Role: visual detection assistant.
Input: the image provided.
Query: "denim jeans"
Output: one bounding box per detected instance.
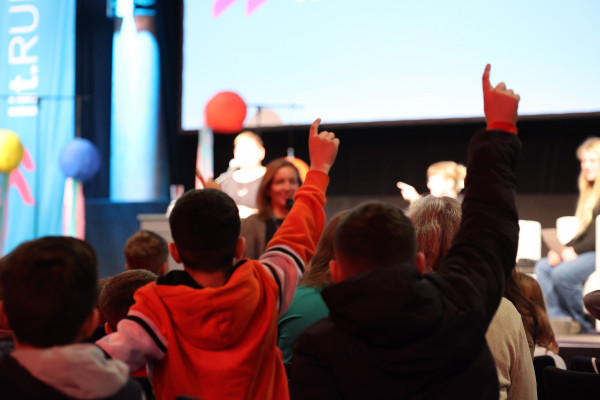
[534,251,596,331]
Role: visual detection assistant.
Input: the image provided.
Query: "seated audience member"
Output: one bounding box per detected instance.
[408,195,536,399]
[0,237,144,399]
[277,211,347,363]
[289,65,521,399]
[397,161,466,204]
[99,269,158,399]
[517,272,566,369]
[99,269,157,337]
[406,195,462,274]
[241,158,302,259]
[97,119,339,400]
[124,230,169,276]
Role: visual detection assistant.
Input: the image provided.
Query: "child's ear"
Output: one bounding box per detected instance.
[160,261,168,276]
[169,242,182,263]
[104,322,113,335]
[234,237,246,260]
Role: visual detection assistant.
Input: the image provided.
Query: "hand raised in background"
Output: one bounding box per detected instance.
[309,118,339,175]
[482,64,520,130]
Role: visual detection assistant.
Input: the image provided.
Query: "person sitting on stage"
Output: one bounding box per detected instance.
[241,158,302,259]
[0,237,144,399]
[397,161,466,204]
[534,136,600,332]
[124,230,169,276]
[289,64,521,399]
[210,131,267,218]
[97,119,339,400]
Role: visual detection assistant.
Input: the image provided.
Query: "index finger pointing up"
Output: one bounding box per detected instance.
[482,64,492,93]
[310,118,322,137]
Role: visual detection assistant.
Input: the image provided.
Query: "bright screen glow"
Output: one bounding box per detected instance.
[182,0,600,130]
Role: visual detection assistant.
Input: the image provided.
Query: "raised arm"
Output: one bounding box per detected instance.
[429,64,521,327]
[259,119,339,314]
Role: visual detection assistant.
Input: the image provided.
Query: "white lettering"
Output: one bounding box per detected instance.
[8,5,39,34]
[8,35,38,65]
[8,65,38,93]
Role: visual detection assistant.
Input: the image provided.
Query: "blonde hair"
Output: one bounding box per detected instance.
[407,195,462,273]
[575,137,600,234]
[234,131,263,149]
[427,161,466,193]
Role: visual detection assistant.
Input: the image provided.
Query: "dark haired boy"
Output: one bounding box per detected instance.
[290,65,522,399]
[98,120,339,400]
[0,237,144,399]
[124,230,169,276]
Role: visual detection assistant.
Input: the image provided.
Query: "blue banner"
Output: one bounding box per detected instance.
[0,0,75,254]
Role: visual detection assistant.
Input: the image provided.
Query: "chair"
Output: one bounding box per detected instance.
[543,366,600,399]
[516,220,542,274]
[533,355,555,400]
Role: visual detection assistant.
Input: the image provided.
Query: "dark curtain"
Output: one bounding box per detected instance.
[75,0,113,198]
[156,0,197,188]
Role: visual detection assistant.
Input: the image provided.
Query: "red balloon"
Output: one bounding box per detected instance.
[205,91,247,134]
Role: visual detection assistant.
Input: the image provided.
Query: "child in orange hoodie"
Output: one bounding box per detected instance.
[97,119,339,400]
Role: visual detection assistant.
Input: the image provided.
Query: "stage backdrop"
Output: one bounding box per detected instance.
[0,0,75,254]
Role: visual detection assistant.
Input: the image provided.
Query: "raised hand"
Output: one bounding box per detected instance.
[482,64,520,129]
[309,118,339,175]
[396,182,420,203]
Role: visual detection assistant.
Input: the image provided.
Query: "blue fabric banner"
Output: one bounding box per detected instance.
[0,0,75,254]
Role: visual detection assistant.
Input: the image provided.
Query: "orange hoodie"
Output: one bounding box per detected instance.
[97,170,328,400]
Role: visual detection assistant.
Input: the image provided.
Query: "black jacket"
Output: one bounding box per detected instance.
[289,129,521,399]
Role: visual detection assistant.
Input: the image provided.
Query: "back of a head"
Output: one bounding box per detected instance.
[334,202,417,274]
[0,237,98,348]
[124,230,168,275]
[99,269,157,332]
[407,195,462,272]
[169,188,240,272]
[517,272,559,353]
[301,211,348,288]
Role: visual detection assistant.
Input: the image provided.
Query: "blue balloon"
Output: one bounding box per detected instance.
[59,138,101,181]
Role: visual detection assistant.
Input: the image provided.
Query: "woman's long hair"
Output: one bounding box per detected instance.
[300,211,348,288]
[516,272,560,354]
[575,137,600,234]
[256,158,301,221]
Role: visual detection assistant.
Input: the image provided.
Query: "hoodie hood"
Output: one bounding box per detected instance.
[322,263,444,347]
[12,343,130,399]
[135,262,277,350]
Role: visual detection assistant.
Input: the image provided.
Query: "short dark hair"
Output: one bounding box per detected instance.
[99,269,157,331]
[334,202,417,273]
[0,237,98,347]
[169,188,240,272]
[124,230,168,275]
